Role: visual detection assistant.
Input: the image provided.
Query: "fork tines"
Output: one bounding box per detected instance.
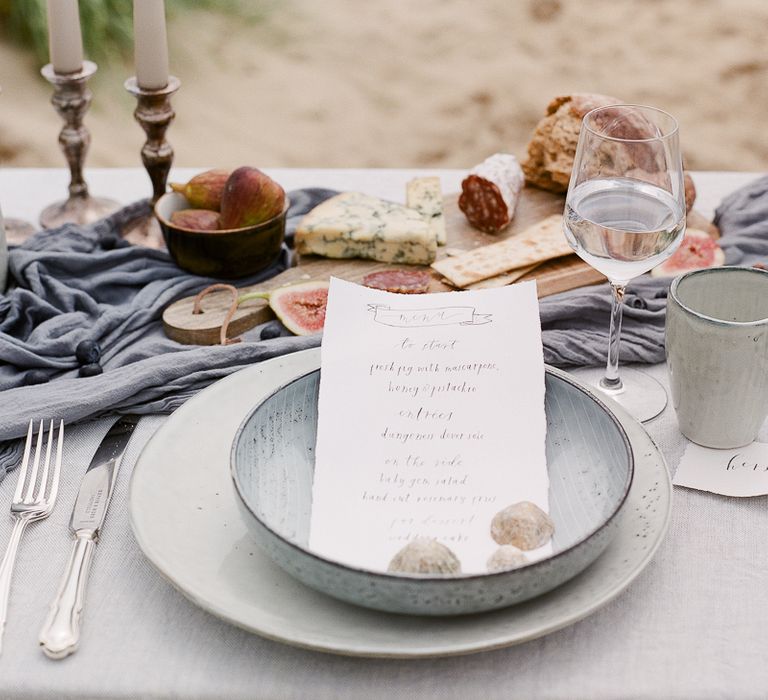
[12,420,64,511]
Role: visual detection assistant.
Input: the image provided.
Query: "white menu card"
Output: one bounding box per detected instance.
[309,278,550,573]
[674,441,768,497]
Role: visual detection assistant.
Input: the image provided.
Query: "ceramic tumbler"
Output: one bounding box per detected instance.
[666,266,768,448]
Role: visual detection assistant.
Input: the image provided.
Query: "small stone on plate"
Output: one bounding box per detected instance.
[388,537,461,575]
[487,545,528,572]
[490,501,554,550]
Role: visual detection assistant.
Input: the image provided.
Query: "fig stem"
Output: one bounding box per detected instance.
[236,291,271,305]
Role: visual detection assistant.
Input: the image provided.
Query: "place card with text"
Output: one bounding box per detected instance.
[309,278,550,573]
[674,441,768,497]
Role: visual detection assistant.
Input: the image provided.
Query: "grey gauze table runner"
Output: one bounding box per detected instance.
[0,189,333,477]
[1,177,767,480]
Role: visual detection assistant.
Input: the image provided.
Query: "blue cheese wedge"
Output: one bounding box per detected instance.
[295,192,437,265]
[406,176,447,246]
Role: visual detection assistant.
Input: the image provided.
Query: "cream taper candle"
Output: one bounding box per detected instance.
[46,0,84,74]
[133,0,170,90]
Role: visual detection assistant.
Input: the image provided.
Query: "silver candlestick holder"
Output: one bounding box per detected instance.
[39,61,119,229]
[3,218,36,247]
[121,76,180,248]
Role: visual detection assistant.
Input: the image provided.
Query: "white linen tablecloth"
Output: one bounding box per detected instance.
[0,169,766,700]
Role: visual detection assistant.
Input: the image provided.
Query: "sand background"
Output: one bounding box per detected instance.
[0,0,767,172]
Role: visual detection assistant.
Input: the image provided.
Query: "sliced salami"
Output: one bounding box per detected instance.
[458,153,525,234]
[362,269,431,294]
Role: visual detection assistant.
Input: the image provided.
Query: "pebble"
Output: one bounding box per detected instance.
[490,501,554,550]
[388,537,461,575]
[487,545,528,572]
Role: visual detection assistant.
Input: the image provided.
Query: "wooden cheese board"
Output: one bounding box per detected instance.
[163,187,717,345]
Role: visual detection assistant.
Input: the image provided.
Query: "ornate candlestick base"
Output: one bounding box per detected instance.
[39,62,120,229]
[121,76,180,248]
[4,218,37,246]
[40,194,119,230]
[121,212,166,248]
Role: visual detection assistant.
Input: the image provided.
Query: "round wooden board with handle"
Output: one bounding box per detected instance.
[163,187,716,345]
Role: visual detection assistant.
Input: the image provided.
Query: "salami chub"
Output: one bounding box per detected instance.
[458,153,525,234]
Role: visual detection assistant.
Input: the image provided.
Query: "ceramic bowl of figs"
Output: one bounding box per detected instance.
[155,167,289,278]
[230,358,635,616]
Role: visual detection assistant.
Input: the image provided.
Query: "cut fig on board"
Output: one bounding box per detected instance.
[650,229,725,278]
[239,280,330,336]
[269,280,329,335]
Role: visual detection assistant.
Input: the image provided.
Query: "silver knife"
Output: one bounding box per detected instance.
[39,415,139,659]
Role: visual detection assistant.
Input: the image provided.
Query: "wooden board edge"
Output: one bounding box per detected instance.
[162,296,274,346]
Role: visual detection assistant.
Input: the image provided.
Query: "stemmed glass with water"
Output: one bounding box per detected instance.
[563,105,686,422]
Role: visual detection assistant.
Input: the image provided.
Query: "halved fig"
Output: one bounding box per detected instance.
[267,280,330,335]
[650,229,725,278]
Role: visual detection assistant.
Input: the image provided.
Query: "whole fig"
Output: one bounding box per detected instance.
[170,208,221,231]
[219,167,286,229]
[170,169,229,210]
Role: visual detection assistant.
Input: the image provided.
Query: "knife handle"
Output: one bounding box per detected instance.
[39,533,95,659]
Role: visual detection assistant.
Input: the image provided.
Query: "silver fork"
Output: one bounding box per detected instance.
[0,420,64,655]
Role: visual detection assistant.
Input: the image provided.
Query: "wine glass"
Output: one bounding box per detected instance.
[563,104,686,422]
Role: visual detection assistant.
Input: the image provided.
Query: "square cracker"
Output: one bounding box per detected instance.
[431,214,572,288]
[464,263,539,290]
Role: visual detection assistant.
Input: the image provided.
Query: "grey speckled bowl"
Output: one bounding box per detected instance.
[231,365,633,616]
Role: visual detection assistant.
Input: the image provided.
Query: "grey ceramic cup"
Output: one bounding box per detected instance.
[666,266,768,448]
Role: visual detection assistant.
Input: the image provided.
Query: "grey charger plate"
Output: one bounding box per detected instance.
[230,360,634,615]
[129,347,672,658]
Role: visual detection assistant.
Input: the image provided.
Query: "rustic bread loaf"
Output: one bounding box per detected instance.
[522,93,622,193]
[522,93,696,212]
[683,172,696,214]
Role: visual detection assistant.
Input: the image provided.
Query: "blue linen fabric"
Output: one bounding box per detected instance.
[0,190,333,478]
[1,177,767,481]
